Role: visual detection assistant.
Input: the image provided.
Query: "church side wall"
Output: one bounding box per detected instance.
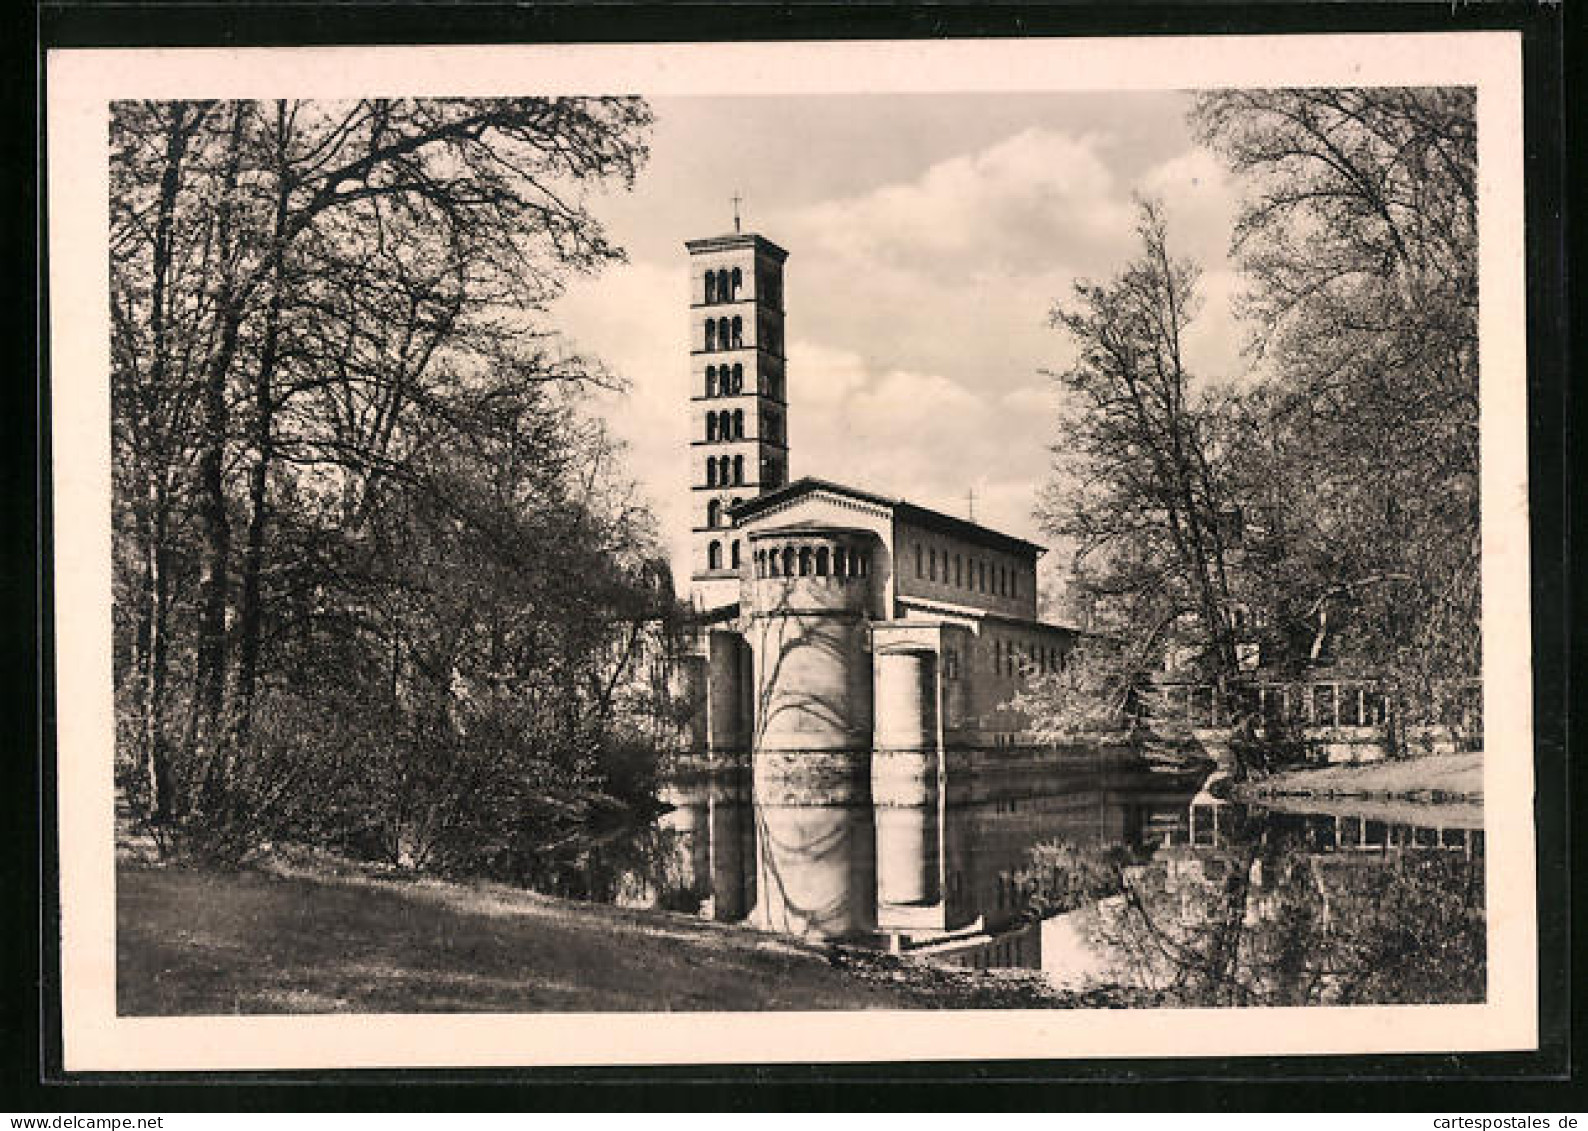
[954,619,1079,743]
[893,517,1039,621]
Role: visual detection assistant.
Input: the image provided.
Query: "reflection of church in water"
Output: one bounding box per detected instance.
[662,225,1202,950]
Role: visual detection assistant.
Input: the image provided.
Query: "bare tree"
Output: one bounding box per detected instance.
[1040,200,1243,730]
[111,97,658,855]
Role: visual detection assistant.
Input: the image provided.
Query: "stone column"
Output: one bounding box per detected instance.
[872,649,940,907]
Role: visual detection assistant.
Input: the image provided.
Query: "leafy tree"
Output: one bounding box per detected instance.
[1031,91,1481,751]
[1192,88,1479,724]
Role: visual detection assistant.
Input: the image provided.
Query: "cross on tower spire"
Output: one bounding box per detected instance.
[731,192,742,234]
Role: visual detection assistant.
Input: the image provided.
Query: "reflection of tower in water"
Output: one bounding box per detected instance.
[658,764,756,919]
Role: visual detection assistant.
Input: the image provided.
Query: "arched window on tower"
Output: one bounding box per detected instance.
[705,272,716,304]
[929,549,938,582]
[798,547,812,576]
[730,540,741,569]
[815,547,829,576]
[782,547,795,576]
[705,320,716,352]
[718,268,730,300]
[732,363,744,394]
[720,455,733,486]
[733,455,744,485]
[706,414,718,442]
[731,266,743,299]
[705,365,717,397]
[706,458,718,487]
[718,317,731,350]
[732,410,744,440]
[766,549,778,577]
[731,316,743,348]
[707,499,722,528]
[708,540,722,571]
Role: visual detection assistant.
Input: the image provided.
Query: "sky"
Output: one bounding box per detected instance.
[549,91,1253,601]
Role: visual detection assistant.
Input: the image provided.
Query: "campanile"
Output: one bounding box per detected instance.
[685,228,790,609]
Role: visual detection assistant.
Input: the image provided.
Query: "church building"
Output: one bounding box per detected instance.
[673,224,1081,941]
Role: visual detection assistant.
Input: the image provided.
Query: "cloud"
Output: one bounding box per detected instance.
[1139,147,1240,265]
[554,259,695,572]
[1181,267,1253,385]
[785,339,869,408]
[786,344,1053,546]
[1000,381,1060,419]
[786,128,1137,279]
[769,126,1248,402]
[549,105,1254,594]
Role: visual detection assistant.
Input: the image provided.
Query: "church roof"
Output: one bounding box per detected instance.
[683,232,790,261]
[746,520,875,539]
[731,477,1047,557]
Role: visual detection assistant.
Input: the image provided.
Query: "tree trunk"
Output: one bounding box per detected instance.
[134,104,203,827]
[138,498,175,823]
[193,103,249,812]
[229,109,294,746]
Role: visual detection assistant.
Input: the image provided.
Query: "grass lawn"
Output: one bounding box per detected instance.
[117,859,1082,1015]
[1246,750,1483,799]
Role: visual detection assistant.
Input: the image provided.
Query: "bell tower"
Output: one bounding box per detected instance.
[685,227,790,609]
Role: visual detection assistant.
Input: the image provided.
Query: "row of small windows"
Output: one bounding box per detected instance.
[704,497,744,528]
[704,317,744,352]
[914,543,1020,600]
[706,538,742,571]
[990,637,1067,679]
[705,364,745,397]
[704,267,743,305]
[706,410,745,442]
[706,454,746,487]
[752,544,872,579]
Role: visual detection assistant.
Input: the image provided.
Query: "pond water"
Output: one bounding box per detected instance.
[536,750,1485,1007]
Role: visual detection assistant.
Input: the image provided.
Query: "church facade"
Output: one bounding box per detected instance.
[672,226,1081,941]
